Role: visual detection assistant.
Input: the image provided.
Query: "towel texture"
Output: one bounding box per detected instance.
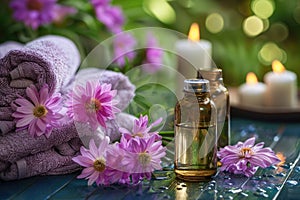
[0,41,23,59]
[0,35,80,107]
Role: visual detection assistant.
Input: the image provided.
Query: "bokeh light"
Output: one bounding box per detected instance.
[258,42,287,65]
[251,0,275,19]
[243,16,264,37]
[293,7,300,24]
[143,0,176,24]
[268,23,289,42]
[205,13,224,34]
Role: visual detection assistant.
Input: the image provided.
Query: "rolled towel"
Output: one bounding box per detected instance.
[74,68,135,111]
[0,148,81,181]
[0,35,81,107]
[0,41,23,59]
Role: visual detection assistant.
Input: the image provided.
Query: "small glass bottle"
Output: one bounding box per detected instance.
[174,79,217,181]
[197,69,230,148]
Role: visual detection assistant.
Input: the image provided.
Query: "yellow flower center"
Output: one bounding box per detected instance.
[85,98,101,113]
[239,147,253,158]
[27,0,44,11]
[93,158,106,172]
[33,105,48,118]
[138,152,151,166]
[132,132,143,138]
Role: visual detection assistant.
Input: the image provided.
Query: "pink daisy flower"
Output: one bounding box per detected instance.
[218,137,281,177]
[105,143,131,184]
[10,0,57,29]
[72,138,111,186]
[113,32,137,67]
[67,81,120,130]
[121,135,166,184]
[119,114,162,141]
[12,84,63,138]
[142,33,164,74]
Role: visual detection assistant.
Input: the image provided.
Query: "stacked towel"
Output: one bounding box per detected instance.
[0,35,81,135]
[0,36,137,181]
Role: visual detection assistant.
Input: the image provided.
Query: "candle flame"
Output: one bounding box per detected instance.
[246,72,258,85]
[188,23,200,42]
[272,60,285,73]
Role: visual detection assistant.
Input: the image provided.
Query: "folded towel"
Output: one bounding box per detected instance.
[0,147,81,181]
[0,35,80,107]
[0,41,23,59]
[75,68,136,111]
[0,112,137,179]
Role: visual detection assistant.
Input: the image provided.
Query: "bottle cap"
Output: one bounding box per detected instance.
[197,68,223,81]
[184,79,210,93]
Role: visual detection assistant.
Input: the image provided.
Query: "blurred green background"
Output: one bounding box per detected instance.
[1,0,300,87]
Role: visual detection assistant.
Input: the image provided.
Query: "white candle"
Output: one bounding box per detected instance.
[264,60,298,107]
[238,72,267,107]
[175,23,212,76]
[175,23,212,97]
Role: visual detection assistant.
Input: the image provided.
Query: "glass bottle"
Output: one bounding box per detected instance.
[174,79,217,181]
[197,69,230,148]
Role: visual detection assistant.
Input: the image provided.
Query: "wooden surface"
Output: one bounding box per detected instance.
[1,117,300,200]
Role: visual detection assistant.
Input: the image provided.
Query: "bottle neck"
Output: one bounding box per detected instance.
[184,91,211,102]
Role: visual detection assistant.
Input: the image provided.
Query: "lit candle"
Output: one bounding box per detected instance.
[175,23,212,78]
[175,23,212,98]
[264,60,298,107]
[238,72,267,107]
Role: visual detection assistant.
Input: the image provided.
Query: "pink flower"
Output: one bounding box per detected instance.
[12,84,63,137]
[10,0,57,29]
[67,81,120,130]
[72,138,111,186]
[142,33,164,74]
[121,135,166,184]
[105,143,131,184]
[90,0,124,33]
[218,137,281,177]
[53,4,77,23]
[119,114,162,141]
[113,32,137,67]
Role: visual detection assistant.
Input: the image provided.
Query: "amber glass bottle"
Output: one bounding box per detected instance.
[198,69,230,148]
[174,79,217,181]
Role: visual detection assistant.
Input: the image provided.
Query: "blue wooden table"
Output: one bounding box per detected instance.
[1,117,300,200]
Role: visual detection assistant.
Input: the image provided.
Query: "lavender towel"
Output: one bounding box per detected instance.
[0,35,80,107]
[0,41,23,59]
[75,68,136,111]
[0,113,137,180]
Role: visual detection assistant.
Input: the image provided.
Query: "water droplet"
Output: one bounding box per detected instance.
[154,176,168,180]
[219,195,224,198]
[253,192,269,198]
[240,192,248,197]
[287,180,298,186]
[280,164,290,169]
[159,186,169,190]
[209,183,215,187]
[256,188,266,193]
[276,172,286,177]
[224,175,231,180]
[229,188,242,194]
[211,180,216,184]
[227,182,233,186]
[228,196,234,200]
[251,176,262,180]
[207,186,212,190]
[214,190,218,193]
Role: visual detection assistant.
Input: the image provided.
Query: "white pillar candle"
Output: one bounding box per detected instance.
[264,60,298,107]
[175,23,212,98]
[238,72,267,107]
